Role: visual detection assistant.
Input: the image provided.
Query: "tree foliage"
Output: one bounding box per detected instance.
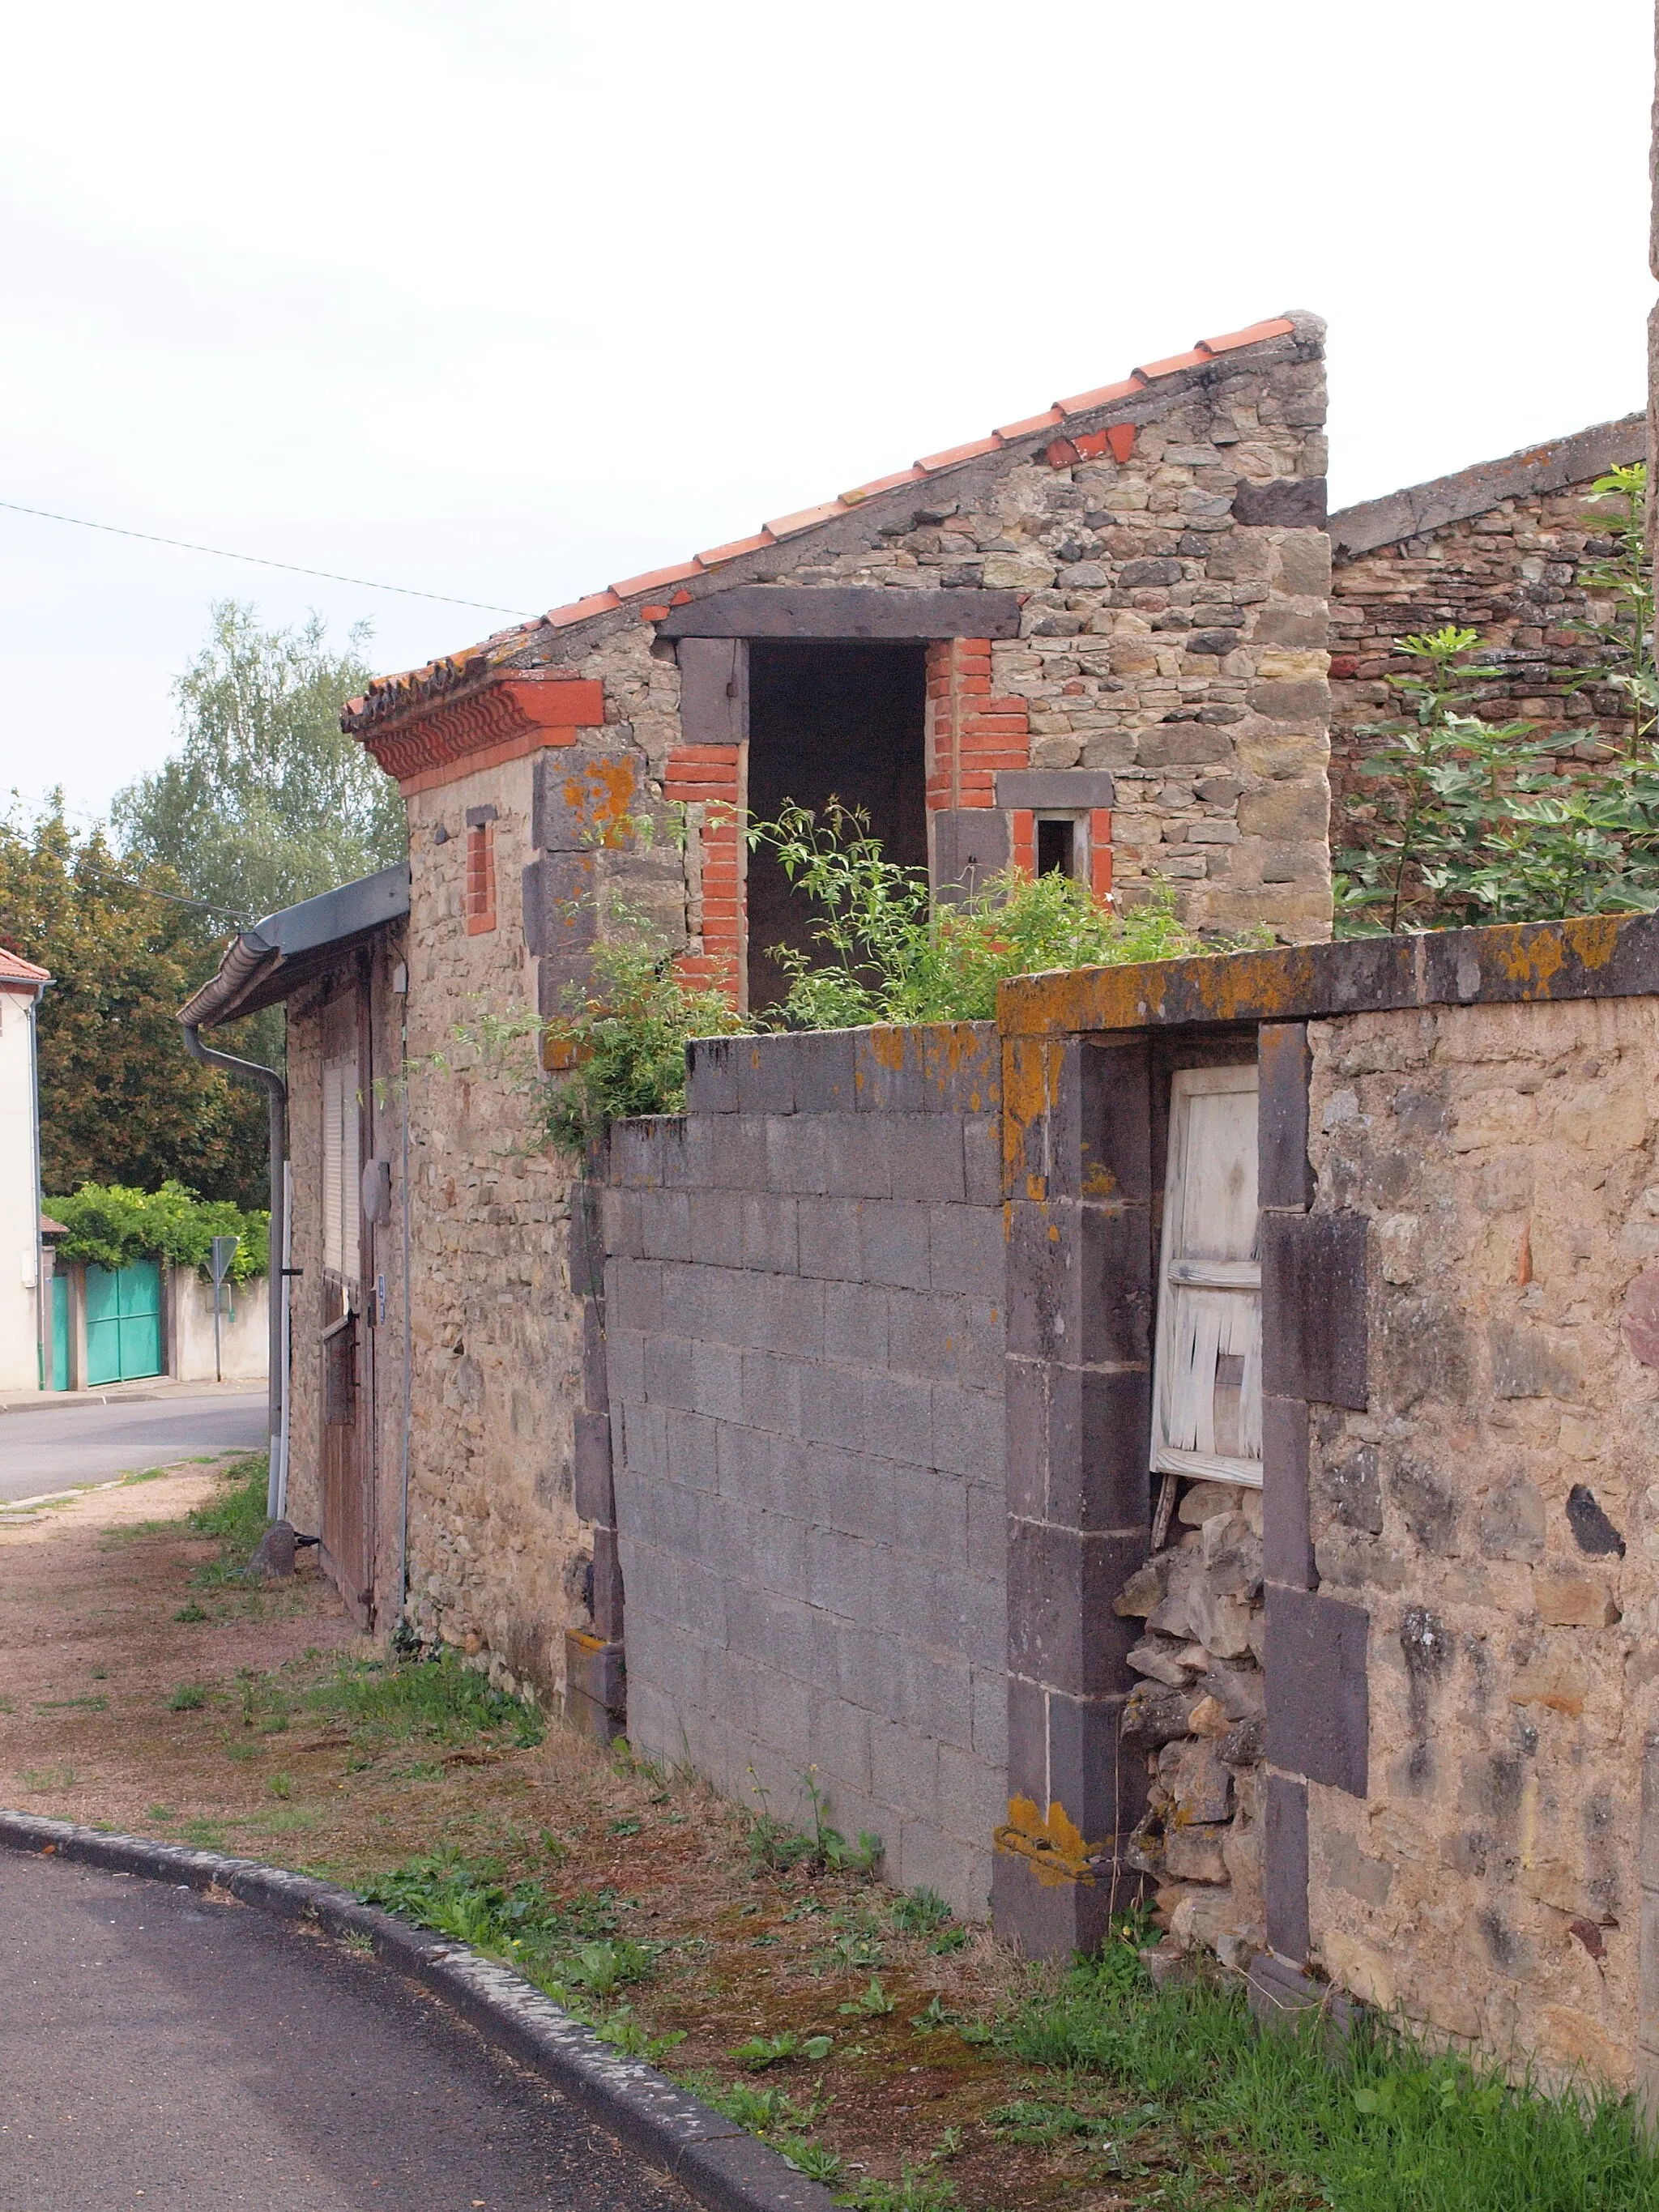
[47,1181,268,1278]
[113,600,404,927]
[0,800,269,1204]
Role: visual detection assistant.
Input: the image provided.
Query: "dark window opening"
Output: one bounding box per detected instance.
[745,640,928,1012]
[1036,816,1077,880]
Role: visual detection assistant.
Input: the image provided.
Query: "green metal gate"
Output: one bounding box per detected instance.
[49,1275,69,1390]
[83,1260,162,1385]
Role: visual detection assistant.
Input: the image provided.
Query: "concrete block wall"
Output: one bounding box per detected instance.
[603,1022,1007,1914]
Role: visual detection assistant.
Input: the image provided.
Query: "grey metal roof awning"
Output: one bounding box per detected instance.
[179,863,410,1029]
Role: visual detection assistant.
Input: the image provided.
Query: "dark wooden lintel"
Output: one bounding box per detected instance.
[661,586,1023,641]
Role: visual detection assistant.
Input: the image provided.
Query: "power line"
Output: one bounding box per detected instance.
[0,497,535,619]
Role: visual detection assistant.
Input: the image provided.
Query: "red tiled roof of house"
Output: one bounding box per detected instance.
[341,314,1300,737]
[0,947,50,986]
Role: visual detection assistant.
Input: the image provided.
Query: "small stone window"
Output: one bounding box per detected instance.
[465,807,497,936]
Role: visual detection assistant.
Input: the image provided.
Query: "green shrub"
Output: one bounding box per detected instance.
[47,1179,269,1277]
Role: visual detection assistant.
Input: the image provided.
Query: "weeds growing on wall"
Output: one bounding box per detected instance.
[1335,464,1659,934]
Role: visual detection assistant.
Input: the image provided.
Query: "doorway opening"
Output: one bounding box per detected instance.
[1036,816,1077,880]
[745,640,928,1012]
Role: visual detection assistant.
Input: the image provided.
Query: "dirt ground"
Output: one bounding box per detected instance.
[0,1462,1185,2211]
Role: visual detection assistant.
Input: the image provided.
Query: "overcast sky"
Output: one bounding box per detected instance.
[1,0,1651,829]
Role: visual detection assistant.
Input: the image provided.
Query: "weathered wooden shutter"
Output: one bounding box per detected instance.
[1150,1065,1261,1489]
[322,1055,360,1280]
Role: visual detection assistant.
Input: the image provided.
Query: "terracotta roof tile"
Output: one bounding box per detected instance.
[346,312,1304,734]
[0,947,50,985]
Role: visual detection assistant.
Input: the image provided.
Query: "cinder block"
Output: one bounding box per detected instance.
[740,1349,804,1436]
[809,1697,873,1793]
[813,1117,890,1201]
[619,1400,666,1479]
[1265,1587,1370,1796]
[599,1184,642,1264]
[898,1820,991,1921]
[663,1408,720,1491]
[866,1372,934,1468]
[959,1298,1005,1389]
[855,1026,928,1114]
[691,1339,746,1422]
[966,1481,1006,1581]
[824,1280,889,1367]
[686,1187,744,1269]
[798,1197,866,1281]
[751,1667,813,1757]
[684,1034,741,1114]
[643,1332,695,1410]
[861,1202,933,1291]
[927,1204,1004,1296]
[932,1383,1004,1481]
[573,1409,614,1524]
[902,1645,974,1748]
[871,1720,940,1823]
[963,1119,1001,1206]
[888,1289,961,1382]
[763,1113,820,1197]
[805,1446,896,1545]
[1055,1035,1154,1204]
[800,1361,869,1449]
[602,1323,646,1408]
[971,1664,1008,1767]
[1262,1392,1315,1589]
[1258,1022,1313,1211]
[807,1526,893,1625]
[790,1029,860,1114]
[1265,1772,1311,1961]
[748,1274,826,1361]
[918,1023,1000,1116]
[891,1461,967,1569]
[750,1507,808,1601]
[608,1259,663,1336]
[735,1036,797,1116]
[717,1421,791,1511]
[887,1118,966,1203]
[1260,1211,1369,1410]
[741,1191,800,1276]
[1006,1522,1143,1696]
[834,1619,906,1721]
[706,1115,753,1190]
[959,1576,1009,1671]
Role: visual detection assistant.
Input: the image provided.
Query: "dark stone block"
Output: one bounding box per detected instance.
[582,1301,609,1409]
[662,583,1024,641]
[1007,1523,1144,1696]
[1005,1200,1151,1369]
[1231,478,1328,528]
[1006,1672,1047,1802]
[1043,1364,1151,1532]
[1079,1205,1154,1366]
[1265,1586,1370,1796]
[1044,1037,1151,1204]
[991,1848,1122,1958]
[574,1410,615,1524]
[1257,1023,1312,1211]
[1261,1393,1315,1589]
[789,1029,860,1114]
[1004,1359,1047,1519]
[1264,1772,1310,1961]
[522,849,598,960]
[917,1022,1000,1115]
[994,769,1115,811]
[1260,1211,1368,1409]
[933,809,1011,900]
[591,1524,625,1640]
[1004,1200,1075,1362]
[1567,1483,1627,1558]
[684,1036,740,1114]
[1047,1689,1144,1844]
[569,1181,604,1298]
[564,1629,625,1714]
[854,1028,927,1115]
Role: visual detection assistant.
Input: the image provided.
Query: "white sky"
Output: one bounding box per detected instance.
[1,0,1652,827]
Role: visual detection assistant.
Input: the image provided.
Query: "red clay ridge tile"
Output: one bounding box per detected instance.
[766,501,848,539]
[1196,316,1295,356]
[839,467,927,505]
[994,407,1064,441]
[697,531,775,566]
[915,434,1004,472]
[1056,377,1141,416]
[1134,347,1211,381]
[610,557,706,600]
[546,590,622,628]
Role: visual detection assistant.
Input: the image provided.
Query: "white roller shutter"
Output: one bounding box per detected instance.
[1150,1065,1262,1489]
[322,1056,360,1281]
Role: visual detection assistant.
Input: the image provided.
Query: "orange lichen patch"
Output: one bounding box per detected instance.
[869,1025,909,1072]
[1491,914,1624,988]
[1000,1036,1064,1194]
[917,1022,1000,1108]
[560,755,638,848]
[994,1796,1101,1886]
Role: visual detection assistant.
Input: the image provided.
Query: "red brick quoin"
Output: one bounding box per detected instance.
[665,744,742,1001]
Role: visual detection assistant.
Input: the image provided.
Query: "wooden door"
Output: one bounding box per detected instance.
[320,1308,372,1625]
[1150,1065,1262,1490]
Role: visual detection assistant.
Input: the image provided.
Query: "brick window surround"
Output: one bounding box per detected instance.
[464,811,497,936]
[665,744,742,1000]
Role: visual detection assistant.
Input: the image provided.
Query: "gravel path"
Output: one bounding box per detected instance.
[0,1848,689,2210]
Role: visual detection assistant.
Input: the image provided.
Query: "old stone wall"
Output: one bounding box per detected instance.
[603,1024,1007,1915]
[1294,995,1659,2087]
[399,759,593,1695]
[1328,416,1645,827]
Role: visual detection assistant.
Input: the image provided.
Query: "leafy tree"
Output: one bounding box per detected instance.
[0,801,269,1204]
[113,600,404,928]
[47,1181,268,1278]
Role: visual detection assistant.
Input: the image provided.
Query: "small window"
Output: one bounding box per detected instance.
[465,820,497,935]
[1035,817,1077,879]
[322,1055,360,1279]
[1150,1065,1261,1492]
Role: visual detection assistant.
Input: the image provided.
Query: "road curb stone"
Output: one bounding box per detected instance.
[0,1809,836,2212]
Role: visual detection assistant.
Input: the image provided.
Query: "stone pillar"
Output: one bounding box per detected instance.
[566,1157,625,1741]
[1251,1021,1371,2020]
[993,1033,1152,1954]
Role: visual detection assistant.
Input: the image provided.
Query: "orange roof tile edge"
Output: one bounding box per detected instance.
[348,313,1302,727]
[0,947,51,983]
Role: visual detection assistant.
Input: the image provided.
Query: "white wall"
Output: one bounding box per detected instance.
[0,989,41,1392]
[171,1270,269,1383]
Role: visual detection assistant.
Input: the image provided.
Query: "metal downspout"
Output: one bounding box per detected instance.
[26,982,47,1387]
[181,1021,287,1518]
[398,982,412,1622]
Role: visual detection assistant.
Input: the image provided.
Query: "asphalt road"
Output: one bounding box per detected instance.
[0,1391,267,1503]
[0,1851,689,2210]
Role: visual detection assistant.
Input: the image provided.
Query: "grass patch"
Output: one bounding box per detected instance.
[120,1466,171,1485]
[168,1684,209,1711]
[34,1695,109,1712]
[187,1455,270,1583]
[995,1921,1659,2210]
[301,1652,545,1752]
